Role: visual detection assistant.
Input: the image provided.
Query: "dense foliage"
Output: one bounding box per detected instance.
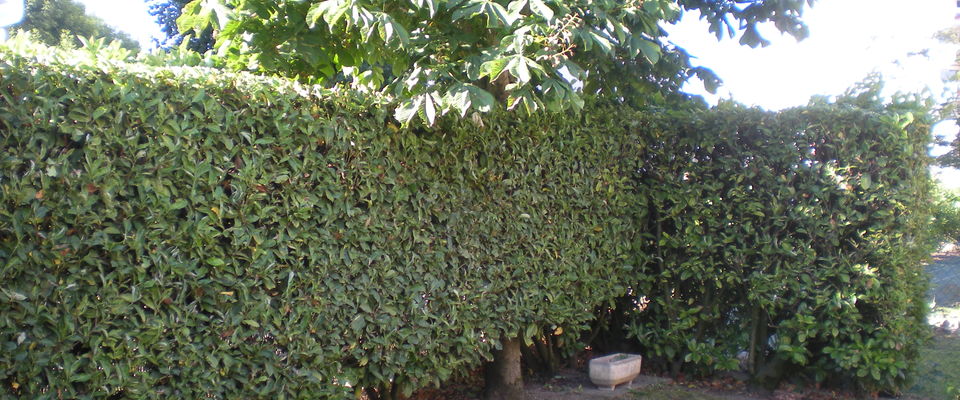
[148,0,216,51]
[11,0,140,50]
[0,42,637,398]
[172,0,815,123]
[618,83,936,393]
[0,41,934,397]
[934,25,960,168]
[931,186,960,245]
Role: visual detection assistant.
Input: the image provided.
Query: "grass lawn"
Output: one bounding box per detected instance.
[907,307,960,400]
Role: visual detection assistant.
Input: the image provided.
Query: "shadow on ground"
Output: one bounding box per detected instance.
[413,253,960,400]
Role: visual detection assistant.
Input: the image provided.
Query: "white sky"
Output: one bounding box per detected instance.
[669,0,958,109]
[665,0,960,187]
[76,0,162,48]
[57,0,960,187]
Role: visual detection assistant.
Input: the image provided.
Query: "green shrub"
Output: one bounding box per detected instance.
[621,86,935,394]
[0,42,638,398]
[930,186,960,246]
[0,40,936,398]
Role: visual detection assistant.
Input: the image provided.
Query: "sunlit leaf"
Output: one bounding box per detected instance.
[528,0,554,21]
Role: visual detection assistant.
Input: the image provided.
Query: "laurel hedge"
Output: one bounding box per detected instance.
[621,88,935,393]
[0,45,641,398]
[0,42,934,398]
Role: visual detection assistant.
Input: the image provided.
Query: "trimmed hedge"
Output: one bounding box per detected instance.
[0,47,638,398]
[0,42,935,398]
[621,91,935,392]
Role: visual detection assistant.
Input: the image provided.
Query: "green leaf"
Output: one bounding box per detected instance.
[523,323,539,346]
[377,14,410,46]
[358,301,373,313]
[584,30,614,54]
[424,93,437,125]
[1,288,27,302]
[480,57,510,80]
[507,0,526,18]
[444,84,495,116]
[506,55,531,83]
[452,0,515,27]
[395,97,423,124]
[483,1,517,26]
[240,0,272,18]
[350,315,366,332]
[528,0,554,21]
[206,257,226,266]
[307,0,349,29]
[92,106,109,120]
[410,0,438,17]
[635,37,661,64]
[503,55,545,85]
[207,0,232,29]
[468,86,496,112]
[444,85,472,117]
[176,0,205,32]
[180,0,231,30]
[450,1,483,22]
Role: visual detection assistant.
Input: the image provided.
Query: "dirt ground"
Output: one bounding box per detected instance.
[523,371,766,400]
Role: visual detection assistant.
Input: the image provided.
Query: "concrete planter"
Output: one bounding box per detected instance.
[588,353,642,390]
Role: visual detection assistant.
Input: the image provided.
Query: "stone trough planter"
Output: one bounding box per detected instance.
[588,353,643,390]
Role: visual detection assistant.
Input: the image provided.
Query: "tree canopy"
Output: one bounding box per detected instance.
[13,0,140,51]
[173,0,814,123]
[148,0,216,51]
[935,25,960,168]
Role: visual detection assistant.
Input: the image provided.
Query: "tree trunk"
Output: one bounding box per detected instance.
[484,336,526,400]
